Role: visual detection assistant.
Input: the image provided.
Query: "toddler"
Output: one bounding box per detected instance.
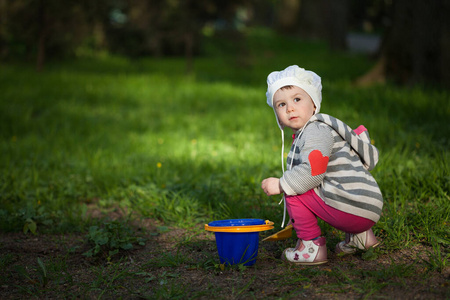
[261,65,383,265]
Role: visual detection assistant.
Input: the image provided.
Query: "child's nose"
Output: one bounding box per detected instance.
[286,104,294,112]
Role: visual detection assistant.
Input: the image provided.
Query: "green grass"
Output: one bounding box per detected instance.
[0,28,449,298]
[1,28,449,242]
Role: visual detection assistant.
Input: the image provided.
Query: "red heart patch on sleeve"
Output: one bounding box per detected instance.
[308,150,329,176]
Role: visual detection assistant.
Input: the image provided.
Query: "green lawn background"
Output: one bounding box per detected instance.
[0,30,448,253]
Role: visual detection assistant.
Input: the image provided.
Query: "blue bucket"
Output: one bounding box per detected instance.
[205,219,274,266]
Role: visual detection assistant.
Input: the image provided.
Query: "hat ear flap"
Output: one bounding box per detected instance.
[273,109,284,131]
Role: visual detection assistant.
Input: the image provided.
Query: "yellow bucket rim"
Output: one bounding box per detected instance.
[205,220,274,233]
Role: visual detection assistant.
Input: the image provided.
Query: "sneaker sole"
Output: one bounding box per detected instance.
[290,260,328,265]
[336,240,381,255]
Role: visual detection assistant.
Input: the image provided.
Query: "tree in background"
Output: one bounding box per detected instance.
[356,0,450,88]
[105,0,247,72]
[1,0,449,88]
[0,0,248,72]
[273,0,349,51]
[0,0,110,71]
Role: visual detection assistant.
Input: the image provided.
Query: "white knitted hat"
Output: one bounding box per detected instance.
[266,65,322,129]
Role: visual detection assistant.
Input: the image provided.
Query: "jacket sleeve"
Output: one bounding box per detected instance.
[280,123,334,195]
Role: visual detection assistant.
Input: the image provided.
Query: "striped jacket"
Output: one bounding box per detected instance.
[280,113,383,222]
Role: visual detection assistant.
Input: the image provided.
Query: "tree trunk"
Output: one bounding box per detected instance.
[323,0,348,51]
[296,0,348,51]
[357,0,450,88]
[355,56,386,87]
[440,0,450,87]
[0,0,8,58]
[36,0,47,72]
[276,0,301,33]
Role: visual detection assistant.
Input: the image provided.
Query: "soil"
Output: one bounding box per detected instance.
[0,218,449,299]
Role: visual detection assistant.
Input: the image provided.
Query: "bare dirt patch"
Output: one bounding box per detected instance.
[0,221,449,299]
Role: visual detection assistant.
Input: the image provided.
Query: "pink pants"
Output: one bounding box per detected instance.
[285,189,375,241]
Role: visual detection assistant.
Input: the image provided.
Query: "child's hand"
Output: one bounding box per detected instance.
[261,177,282,196]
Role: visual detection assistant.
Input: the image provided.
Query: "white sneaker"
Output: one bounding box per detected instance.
[282,237,328,265]
[336,228,380,255]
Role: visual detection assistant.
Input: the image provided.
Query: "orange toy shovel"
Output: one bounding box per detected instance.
[262,224,293,241]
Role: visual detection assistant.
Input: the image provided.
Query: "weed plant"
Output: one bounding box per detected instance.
[0,28,449,265]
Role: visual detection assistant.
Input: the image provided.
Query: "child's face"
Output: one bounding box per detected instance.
[273,86,316,132]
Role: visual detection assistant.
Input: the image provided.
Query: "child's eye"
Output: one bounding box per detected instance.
[294,98,301,102]
[277,102,286,108]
